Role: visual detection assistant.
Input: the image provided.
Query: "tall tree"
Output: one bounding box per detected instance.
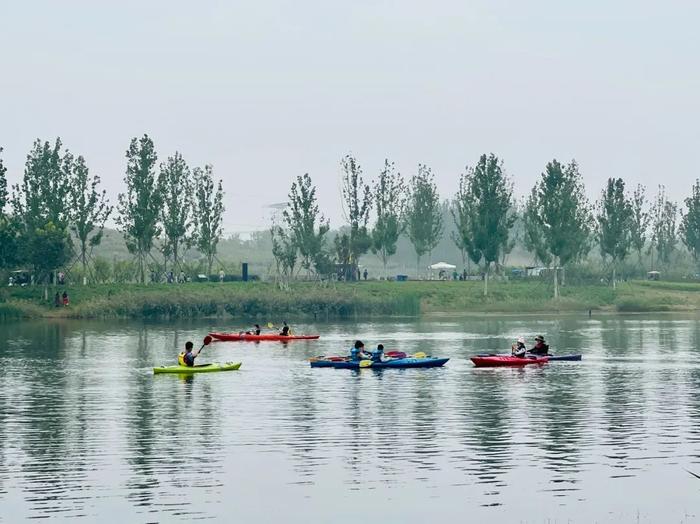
[116,135,162,283]
[524,159,591,299]
[11,138,73,289]
[630,184,650,268]
[159,152,192,273]
[681,180,700,269]
[67,154,112,284]
[405,164,443,276]
[371,159,405,277]
[192,165,225,276]
[283,173,329,276]
[596,178,633,289]
[340,155,372,280]
[454,154,515,296]
[649,186,677,269]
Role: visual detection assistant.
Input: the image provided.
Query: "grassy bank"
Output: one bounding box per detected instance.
[1,279,699,320]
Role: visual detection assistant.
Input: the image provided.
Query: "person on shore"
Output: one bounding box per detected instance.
[511,337,527,357]
[279,322,291,336]
[180,341,200,367]
[62,291,69,307]
[530,335,549,356]
[54,292,61,308]
[350,340,371,361]
[363,269,368,281]
[371,344,384,362]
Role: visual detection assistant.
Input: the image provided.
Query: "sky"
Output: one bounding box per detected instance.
[1,0,699,233]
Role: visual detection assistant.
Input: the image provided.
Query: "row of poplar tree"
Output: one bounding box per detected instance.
[271,153,698,297]
[0,135,225,285]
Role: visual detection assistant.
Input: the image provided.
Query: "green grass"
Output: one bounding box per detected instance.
[2,279,700,319]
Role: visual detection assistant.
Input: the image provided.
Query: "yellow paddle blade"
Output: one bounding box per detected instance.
[359,359,373,368]
[413,351,427,359]
[267,322,274,329]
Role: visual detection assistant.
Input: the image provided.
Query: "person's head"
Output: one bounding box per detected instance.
[535,335,545,344]
[377,344,384,351]
[185,341,194,353]
[517,336,526,346]
[354,340,364,349]
[255,324,260,329]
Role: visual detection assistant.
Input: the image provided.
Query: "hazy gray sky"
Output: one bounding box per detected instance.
[2,0,699,233]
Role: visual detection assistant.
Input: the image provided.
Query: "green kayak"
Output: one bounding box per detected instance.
[153,362,242,374]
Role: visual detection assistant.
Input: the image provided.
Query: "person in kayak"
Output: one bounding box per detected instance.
[371,344,385,362]
[240,324,262,335]
[511,337,527,357]
[181,341,201,367]
[350,340,371,361]
[529,335,549,356]
[279,322,291,336]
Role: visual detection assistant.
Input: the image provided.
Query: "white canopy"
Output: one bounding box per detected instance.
[428,262,456,270]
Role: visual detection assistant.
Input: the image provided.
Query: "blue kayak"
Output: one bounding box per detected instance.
[313,357,449,370]
[476,353,582,362]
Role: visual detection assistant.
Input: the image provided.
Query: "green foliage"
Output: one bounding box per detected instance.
[597,178,633,286]
[649,186,677,268]
[454,154,515,295]
[680,179,700,267]
[159,151,192,270]
[116,135,162,283]
[371,159,405,276]
[12,138,72,230]
[340,154,372,277]
[92,256,112,283]
[0,216,22,269]
[270,224,297,281]
[192,165,225,275]
[28,222,71,282]
[283,173,329,276]
[405,164,443,272]
[68,154,112,282]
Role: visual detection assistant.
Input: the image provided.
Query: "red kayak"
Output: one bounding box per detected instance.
[470,355,549,367]
[209,332,320,342]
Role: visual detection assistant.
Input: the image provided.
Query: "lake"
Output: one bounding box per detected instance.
[1,314,699,523]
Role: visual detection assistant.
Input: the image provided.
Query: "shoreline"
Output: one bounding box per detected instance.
[2,280,699,320]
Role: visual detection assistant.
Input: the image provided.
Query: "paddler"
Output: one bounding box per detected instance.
[181,341,201,367]
[279,321,291,336]
[511,337,527,358]
[371,344,385,362]
[529,335,549,356]
[350,340,371,361]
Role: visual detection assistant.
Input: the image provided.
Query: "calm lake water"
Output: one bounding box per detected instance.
[2,314,700,523]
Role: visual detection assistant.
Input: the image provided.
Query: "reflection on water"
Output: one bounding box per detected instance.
[2,315,700,522]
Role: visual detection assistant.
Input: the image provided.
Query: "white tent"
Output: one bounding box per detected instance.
[428,262,456,270]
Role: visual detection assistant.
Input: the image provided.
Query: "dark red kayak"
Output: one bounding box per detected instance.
[209,332,320,342]
[471,355,549,367]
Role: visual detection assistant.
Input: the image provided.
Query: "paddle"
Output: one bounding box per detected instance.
[359,359,373,368]
[198,335,213,355]
[413,351,427,359]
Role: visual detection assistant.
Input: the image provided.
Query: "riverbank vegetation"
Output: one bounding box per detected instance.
[3,280,700,320]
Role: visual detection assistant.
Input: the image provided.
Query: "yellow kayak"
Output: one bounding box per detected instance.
[153,362,242,374]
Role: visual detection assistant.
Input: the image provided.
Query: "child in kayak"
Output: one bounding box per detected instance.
[181,341,201,367]
[371,344,385,362]
[511,337,527,357]
[350,340,371,361]
[529,335,549,356]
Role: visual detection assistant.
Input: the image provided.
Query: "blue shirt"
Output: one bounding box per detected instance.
[183,351,195,366]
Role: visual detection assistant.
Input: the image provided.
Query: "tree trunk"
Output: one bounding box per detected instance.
[81,241,88,285]
[612,265,617,290]
[561,266,566,287]
[553,262,559,299]
[416,254,420,279]
[483,262,489,296]
[207,253,213,276]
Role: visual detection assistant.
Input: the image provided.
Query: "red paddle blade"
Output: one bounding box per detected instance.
[203,335,213,345]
